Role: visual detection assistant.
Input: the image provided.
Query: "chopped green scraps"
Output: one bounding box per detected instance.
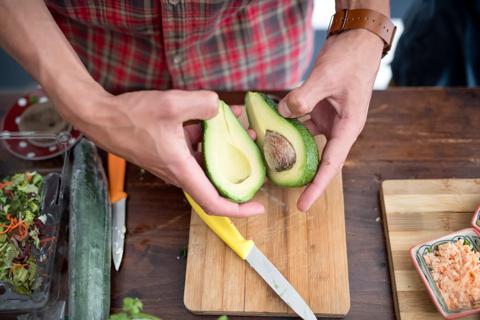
[179,246,188,258]
[109,297,161,320]
[0,172,44,295]
[109,297,229,320]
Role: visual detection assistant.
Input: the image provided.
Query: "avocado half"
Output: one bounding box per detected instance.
[203,100,266,203]
[245,92,319,187]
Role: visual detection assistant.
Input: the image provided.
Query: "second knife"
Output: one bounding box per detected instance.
[108,153,127,271]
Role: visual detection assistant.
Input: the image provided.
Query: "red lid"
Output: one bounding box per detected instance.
[472,207,480,235]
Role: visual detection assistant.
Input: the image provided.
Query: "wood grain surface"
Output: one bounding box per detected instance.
[184,137,350,317]
[381,179,480,320]
[2,88,480,319]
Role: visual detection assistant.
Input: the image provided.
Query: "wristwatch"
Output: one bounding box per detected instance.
[327,9,397,57]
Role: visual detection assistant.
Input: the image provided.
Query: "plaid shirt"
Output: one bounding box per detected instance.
[46,0,313,94]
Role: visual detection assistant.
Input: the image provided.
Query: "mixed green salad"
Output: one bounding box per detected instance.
[0,172,44,295]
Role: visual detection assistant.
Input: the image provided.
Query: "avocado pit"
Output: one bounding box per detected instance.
[263,130,296,172]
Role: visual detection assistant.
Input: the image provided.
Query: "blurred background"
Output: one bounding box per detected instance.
[307,0,414,89]
[0,0,417,91]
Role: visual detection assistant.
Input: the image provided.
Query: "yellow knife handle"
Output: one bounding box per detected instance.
[108,153,128,202]
[184,193,254,260]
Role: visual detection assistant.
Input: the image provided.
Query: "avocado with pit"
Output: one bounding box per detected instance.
[245,91,319,187]
[203,100,266,203]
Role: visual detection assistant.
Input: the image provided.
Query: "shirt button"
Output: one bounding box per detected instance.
[173,54,182,65]
[168,0,180,5]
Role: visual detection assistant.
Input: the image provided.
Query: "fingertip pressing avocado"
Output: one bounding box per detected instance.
[245,92,319,187]
[203,100,266,203]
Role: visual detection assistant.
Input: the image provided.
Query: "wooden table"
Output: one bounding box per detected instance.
[1,88,480,320]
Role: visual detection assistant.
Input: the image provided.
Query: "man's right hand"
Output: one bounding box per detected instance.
[59,89,265,217]
[0,1,264,217]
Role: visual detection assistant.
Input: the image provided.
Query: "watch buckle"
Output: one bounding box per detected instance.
[339,9,348,32]
[327,9,349,38]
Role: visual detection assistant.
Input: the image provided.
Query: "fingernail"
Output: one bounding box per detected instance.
[278,101,291,117]
[256,205,265,215]
[297,200,309,213]
[298,205,307,213]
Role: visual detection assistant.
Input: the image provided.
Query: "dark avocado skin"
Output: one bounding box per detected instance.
[257,93,319,187]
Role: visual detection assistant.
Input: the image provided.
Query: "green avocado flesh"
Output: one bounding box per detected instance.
[203,101,266,203]
[245,92,319,187]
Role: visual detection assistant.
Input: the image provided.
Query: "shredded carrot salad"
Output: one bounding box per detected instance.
[0,172,45,295]
[424,240,480,310]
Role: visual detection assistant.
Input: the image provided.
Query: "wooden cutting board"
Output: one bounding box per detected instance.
[184,136,350,317]
[381,179,480,320]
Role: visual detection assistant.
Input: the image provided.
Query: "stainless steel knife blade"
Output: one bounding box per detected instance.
[112,198,126,271]
[246,246,317,320]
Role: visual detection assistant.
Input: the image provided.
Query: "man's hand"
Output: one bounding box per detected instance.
[278,29,383,212]
[59,89,264,217]
[0,1,264,218]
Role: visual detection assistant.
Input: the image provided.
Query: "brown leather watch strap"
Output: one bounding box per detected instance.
[327,9,396,57]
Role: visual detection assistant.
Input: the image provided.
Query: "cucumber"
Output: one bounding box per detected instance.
[69,139,111,320]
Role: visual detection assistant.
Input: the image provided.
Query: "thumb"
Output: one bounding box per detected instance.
[169,90,219,121]
[278,72,329,118]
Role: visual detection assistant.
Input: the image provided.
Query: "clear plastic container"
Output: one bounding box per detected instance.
[0,131,70,313]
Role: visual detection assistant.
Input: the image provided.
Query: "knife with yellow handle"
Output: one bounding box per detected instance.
[184,192,317,320]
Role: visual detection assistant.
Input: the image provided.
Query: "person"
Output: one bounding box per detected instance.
[392,0,480,86]
[0,0,390,217]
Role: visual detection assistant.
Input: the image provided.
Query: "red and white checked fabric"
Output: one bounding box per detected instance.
[46,0,313,94]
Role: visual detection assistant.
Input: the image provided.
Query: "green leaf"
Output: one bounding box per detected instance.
[217,316,229,320]
[179,247,188,258]
[133,312,162,320]
[110,297,162,319]
[27,258,37,283]
[17,184,38,194]
[13,266,29,284]
[32,173,42,185]
[23,210,35,225]
[10,173,26,186]
[109,312,130,320]
[28,201,38,213]
[123,297,143,314]
[29,228,40,248]
[29,96,39,105]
